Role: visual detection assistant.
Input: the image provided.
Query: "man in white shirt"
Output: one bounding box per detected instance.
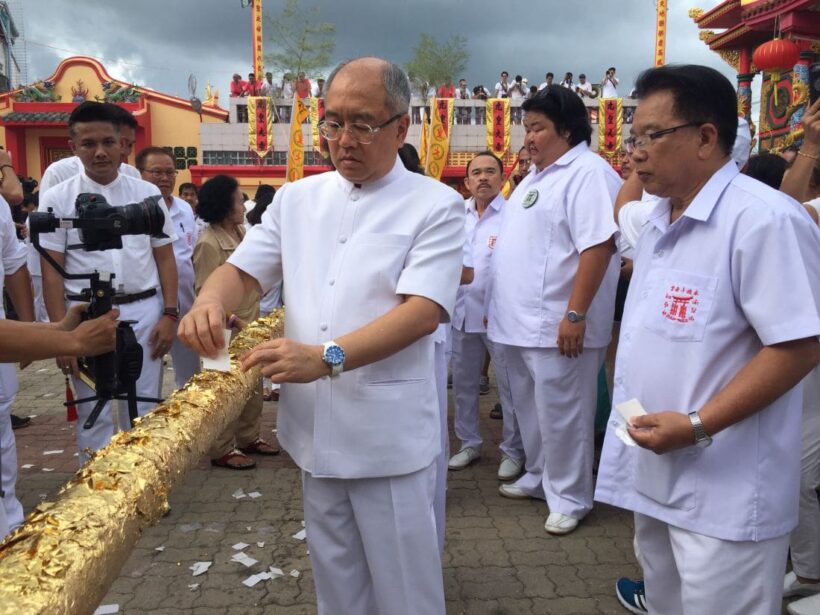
[136,147,200,390]
[38,102,178,457]
[494,71,510,98]
[448,151,524,481]
[178,57,463,615]
[602,67,620,98]
[259,72,276,97]
[575,74,594,98]
[595,64,820,615]
[487,85,620,536]
[538,72,554,91]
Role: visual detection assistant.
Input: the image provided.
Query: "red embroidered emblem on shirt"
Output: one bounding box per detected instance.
[662,285,700,323]
[487,235,497,249]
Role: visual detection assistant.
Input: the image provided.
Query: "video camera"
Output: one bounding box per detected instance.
[29,193,168,429]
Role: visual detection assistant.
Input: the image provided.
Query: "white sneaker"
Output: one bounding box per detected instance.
[448,447,480,470]
[788,592,820,615]
[497,456,523,481]
[784,571,820,598]
[498,483,532,500]
[544,512,579,535]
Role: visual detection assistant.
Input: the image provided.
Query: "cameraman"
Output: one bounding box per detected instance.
[37,102,178,458]
[602,66,619,98]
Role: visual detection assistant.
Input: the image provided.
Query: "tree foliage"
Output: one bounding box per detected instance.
[264,0,336,78]
[405,34,469,95]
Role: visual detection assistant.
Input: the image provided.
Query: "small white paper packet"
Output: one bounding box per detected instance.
[202,329,233,372]
[612,398,648,447]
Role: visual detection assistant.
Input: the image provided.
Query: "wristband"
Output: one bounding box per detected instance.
[227,314,238,329]
[162,313,178,322]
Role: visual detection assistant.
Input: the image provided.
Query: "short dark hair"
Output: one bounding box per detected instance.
[179,182,197,195]
[522,85,592,147]
[135,146,173,170]
[466,151,504,176]
[398,143,423,174]
[247,187,275,226]
[546,72,554,79]
[634,64,737,156]
[579,73,586,79]
[197,175,239,224]
[743,153,787,189]
[501,71,508,77]
[110,104,138,131]
[68,101,121,137]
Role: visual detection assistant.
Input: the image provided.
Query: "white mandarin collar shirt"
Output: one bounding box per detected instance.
[0,197,27,320]
[487,142,621,349]
[452,193,504,333]
[596,160,820,542]
[37,170,175,296]
[168,196,197,313]
[229,156,465,479]
[39,156,140,193]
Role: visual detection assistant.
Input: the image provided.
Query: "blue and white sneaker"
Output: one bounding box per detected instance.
[616,577,648,614]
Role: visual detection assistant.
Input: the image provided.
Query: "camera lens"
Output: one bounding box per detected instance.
[117,196,166,237]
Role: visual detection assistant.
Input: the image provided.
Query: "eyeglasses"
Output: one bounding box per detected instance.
[624,122,701,153]
[144,169,178,178]
[318,114,404,144]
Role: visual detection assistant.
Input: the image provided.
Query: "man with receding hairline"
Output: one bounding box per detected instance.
[179,57,463,614]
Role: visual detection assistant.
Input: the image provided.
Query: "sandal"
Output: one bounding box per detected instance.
[239,438,280,456]
[210,449,256,470]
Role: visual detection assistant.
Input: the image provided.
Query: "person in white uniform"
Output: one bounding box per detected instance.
[38,102,178,458]
[178,58,464,615]
[594,64,820,615]
[487,85,620,536]
[448,151,524,481]
[137,147,200,390]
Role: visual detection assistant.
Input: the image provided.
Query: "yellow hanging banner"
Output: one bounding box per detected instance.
[486,98,510,157]
[309,96,327,154]
[418,108,429,171]
[247,96,273,159]
[425,98,454,180]
[286,96,311,182]
[598,97,623,160]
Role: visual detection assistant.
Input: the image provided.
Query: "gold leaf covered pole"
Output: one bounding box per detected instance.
[0,310,284,615]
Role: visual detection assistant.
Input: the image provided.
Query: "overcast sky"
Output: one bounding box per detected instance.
[20,0,758,108]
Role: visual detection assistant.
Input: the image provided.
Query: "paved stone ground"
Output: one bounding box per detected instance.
[10,359,653,614]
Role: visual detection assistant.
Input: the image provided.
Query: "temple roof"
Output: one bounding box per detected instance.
[1,111,70,124]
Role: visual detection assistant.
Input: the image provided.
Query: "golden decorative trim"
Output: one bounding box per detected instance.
[688,7,704,19]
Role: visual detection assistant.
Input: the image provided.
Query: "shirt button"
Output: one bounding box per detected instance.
[339,236,347,243]
[655,250,664,257]
[615,376,624,385]
[329,279,335,286]
[351,194,360,202]
[320,323,328,331]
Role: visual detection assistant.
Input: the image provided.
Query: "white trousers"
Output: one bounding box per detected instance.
[302,462,445,615]
[31,275,49,323]
[73,295,163,457]
[790,365,820,578]
[433,339,448,554]
[0,363,21,532]
[451,329,523,460]
[501,344,604,518]
[168,336,200,390]
[635,513,789,615]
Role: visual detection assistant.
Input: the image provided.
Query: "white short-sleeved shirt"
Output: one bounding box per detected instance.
[602,76,619,98]
[453,194,504,334]
[732,117,752,169]
[229,156,465,479]
[0,198,28,320]
[595,161,820,542]
[617,192,659,259]
[487,142,621,349]
[576,81,593,96]
[167,196,197,314]
[39,156,140,193]
[37,170,175,296]
[494,81,510,98]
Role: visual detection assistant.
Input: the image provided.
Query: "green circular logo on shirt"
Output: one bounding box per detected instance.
[522,189,539,208]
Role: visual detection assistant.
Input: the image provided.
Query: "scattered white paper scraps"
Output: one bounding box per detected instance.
[243,574,267,587]
[93,605,119,615]
[301,520,306,527]
[21,464,34,469]
[188,583,199,591]
[42,393,55,399]
[36,368,49,373]
[190,561,212,576]
[231,552,259,568]
[179,523,202,533]
[247,491,262,499]
[201,329,232,372]
[232,488,247,500]
[292,529,306,541]
[246,526,253,531]
[155,546,165,552]
[614,398,649,447]
[73,453,79,457]
[43,450,64,455]
[256,542,265,548]
[289,569,300,578]
[269,566,284,578]
[232,542,250,551]
[42,468,54,472]
[29,415,37,419]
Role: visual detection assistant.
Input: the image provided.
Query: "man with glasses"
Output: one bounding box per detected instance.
[179,57,464,614]
[38,102,178,457]
[595,65,820,614]
[137,147,200,390]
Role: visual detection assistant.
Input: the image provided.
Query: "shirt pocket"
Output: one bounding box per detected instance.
[642,268,718,342]
[632,445,698,511]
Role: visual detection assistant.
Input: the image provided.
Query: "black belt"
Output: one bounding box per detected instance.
[66,288,157,305]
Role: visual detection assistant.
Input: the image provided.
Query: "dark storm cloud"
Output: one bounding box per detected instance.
[23,0,737,100]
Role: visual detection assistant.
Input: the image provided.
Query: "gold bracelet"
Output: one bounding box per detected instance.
[798,150,820,161]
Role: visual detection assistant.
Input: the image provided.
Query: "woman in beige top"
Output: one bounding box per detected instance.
[193,174,279,469]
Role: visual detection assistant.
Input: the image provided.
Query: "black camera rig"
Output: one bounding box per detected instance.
[29,193,168,430]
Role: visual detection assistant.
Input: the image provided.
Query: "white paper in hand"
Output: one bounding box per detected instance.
[613,398,648,447]
[202,329,232,372]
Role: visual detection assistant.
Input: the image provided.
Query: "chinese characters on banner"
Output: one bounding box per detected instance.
[247,96,273,159]
[597,97,623,160]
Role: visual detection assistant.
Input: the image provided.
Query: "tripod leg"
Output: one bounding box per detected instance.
[83,398,108,430]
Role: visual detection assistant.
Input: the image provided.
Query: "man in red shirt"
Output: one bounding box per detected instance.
[230,73,248,97]
[295,71,312,99]
[245,73,262,96]
[437,81,455,98]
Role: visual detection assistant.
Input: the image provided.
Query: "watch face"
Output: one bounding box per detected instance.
[324,345,345,366]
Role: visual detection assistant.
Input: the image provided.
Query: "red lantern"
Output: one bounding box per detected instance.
[753,38,801,105]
